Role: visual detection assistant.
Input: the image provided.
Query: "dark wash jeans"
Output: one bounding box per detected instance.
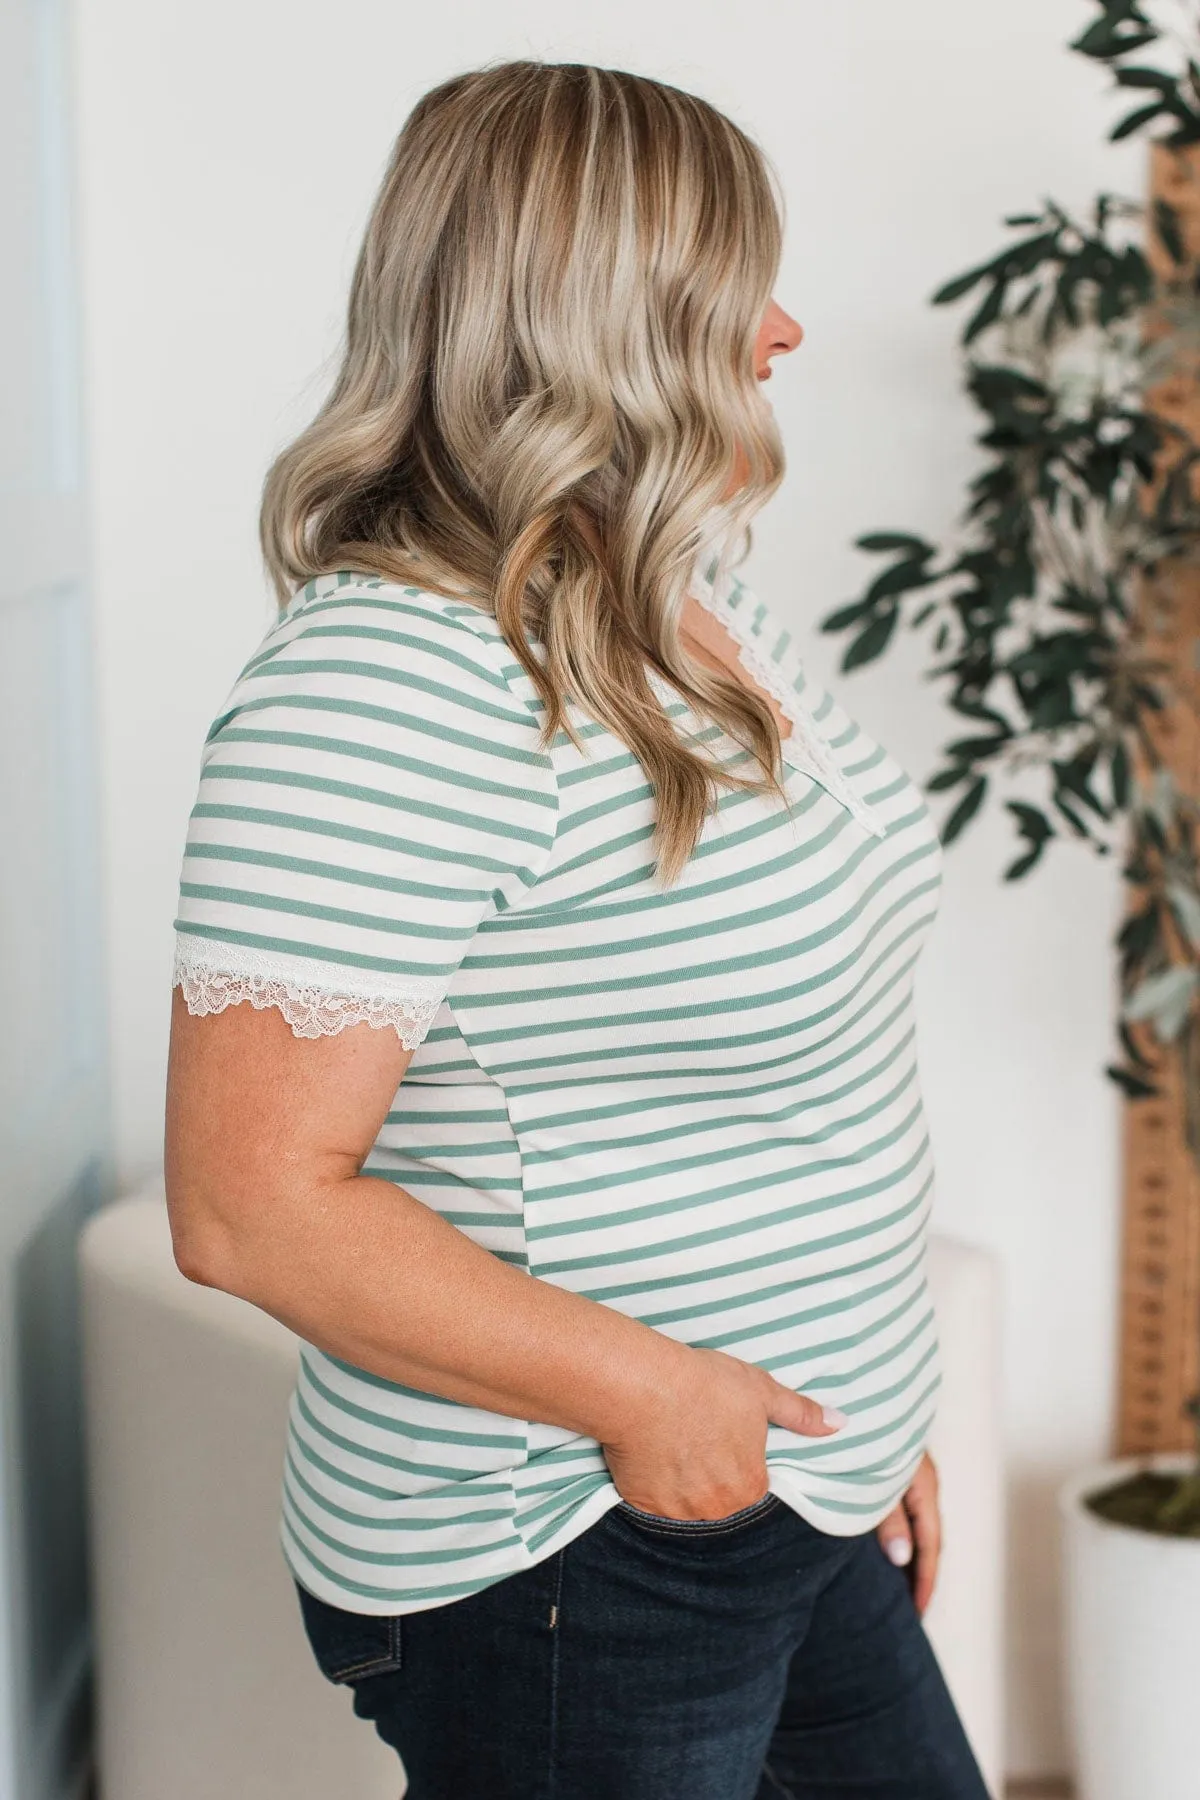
[293,1493,992,1800]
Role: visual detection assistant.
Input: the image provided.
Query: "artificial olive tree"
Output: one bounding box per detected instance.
[823,0,1200,1530]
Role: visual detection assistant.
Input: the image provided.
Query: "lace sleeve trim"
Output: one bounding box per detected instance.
[171,938,447,1047]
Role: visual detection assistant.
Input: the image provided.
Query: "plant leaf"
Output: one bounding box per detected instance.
[864,559,940,604]
[941,775,987,845]
[1116,66,1178,91]
[819,597,877,633]
[932,265,996,307]
[1112,100,1168,140]
[854,532,935,555]
[1154,196,1186,265]
[963,280,1008,344]
[1105,1063,1161,1098]
[841,609,899,672]
[1123,965,1199,1040]
[1167,881,1200,947]
[926,766,970,793]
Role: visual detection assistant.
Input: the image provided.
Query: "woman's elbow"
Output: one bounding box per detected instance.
[163,1173,250,1293]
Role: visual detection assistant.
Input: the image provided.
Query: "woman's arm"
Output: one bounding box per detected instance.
[164,988,843,1519]
[165,984,691,1436]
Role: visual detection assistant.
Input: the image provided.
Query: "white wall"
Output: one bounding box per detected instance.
[73,0,1139,1776]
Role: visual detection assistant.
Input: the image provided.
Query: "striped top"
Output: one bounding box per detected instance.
[171,553,945,1616]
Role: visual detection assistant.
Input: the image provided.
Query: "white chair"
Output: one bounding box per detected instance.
[79,1182,1005,1799]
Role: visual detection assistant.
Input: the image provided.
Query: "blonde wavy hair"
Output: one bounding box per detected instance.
[260,59,789,884]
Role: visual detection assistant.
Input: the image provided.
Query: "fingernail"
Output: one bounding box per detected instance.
[885,1536,913,1566]
[821,1406,848,1430]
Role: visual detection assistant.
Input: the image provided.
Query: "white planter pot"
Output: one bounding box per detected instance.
[1058,1453,1200,1800]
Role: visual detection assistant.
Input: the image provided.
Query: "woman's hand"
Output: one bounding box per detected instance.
[601,1345,846,1521]
[875,1451,940,1615]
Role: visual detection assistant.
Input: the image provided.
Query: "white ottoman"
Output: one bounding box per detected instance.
[79,1184,1004,1799]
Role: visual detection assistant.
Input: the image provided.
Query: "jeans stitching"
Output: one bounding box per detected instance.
[759,1758,799,1798]
[547,1551,564,1800]
[295,1580,403,1683]
[332,1650,395,1680]
[616,1492,780,1537]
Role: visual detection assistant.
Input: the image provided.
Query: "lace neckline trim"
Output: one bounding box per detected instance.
[684,557,889,841]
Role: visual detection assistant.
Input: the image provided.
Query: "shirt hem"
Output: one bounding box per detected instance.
[278,1454,928,1616]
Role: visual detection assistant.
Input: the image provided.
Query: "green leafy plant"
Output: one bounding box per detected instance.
[820,0,1200,1532]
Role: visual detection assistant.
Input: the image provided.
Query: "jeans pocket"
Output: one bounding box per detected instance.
[294,1577,404,1684]
[616,1491,780,1538]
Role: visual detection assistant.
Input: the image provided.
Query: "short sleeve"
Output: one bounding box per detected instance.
[171,580,559,1046]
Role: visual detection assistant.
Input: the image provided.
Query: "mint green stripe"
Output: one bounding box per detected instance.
[201,759,554,850]
[520,1028,916,1165]
[283,1486,522,1567]
[255,620,515,693]
[524,1067,919,1213]
[515,989,913,1132]
[293,1387,479,1484]
[180,878,472,943]
[532,1133,930,1275]
[219,702,554,788]
[637,1203,928,1327]
[699,1243,927,1354]
[242,653,533,731]
[282,1512,523,1604]
[463,907,937,1046]
[190,802,539,879]
[284,1449,513,1533]
[302,1360,521,1449]
[175,917,459,981]
[184,839,482,904]
[491,944,923,1083]
[464,839,937,973]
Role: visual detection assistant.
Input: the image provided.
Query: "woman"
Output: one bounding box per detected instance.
[164,59,987,1800]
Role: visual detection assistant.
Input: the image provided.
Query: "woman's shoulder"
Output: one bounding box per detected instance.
[227,567,546,739]
[277,567,516,670]
[198,568,556,812]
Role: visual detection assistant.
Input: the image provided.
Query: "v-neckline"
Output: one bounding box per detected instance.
[674,554,811,767]
[431,552,890,843]
[679,591,797,748]
[666,556,890,842]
